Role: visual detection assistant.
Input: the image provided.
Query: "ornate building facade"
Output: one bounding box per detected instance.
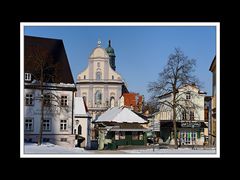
[76,40,128,139]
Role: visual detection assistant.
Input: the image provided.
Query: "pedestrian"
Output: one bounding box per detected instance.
[177,138,180,147]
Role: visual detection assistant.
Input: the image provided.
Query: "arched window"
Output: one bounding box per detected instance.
[95,90,102,105]
[96,71,102,80]
[110,96,115,107]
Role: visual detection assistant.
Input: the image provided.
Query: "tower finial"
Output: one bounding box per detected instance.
[97,39,101,47]
[108,40,111,47]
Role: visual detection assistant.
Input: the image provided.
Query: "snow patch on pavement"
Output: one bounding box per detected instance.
[24,143,92,154]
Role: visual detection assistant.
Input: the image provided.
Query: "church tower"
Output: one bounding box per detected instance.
[76,40,125,139]
[105,40,116,70]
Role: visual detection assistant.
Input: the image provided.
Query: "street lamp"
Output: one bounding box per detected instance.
[192,124,194,150]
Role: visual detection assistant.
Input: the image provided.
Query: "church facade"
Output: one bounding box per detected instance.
[76,40,128,139]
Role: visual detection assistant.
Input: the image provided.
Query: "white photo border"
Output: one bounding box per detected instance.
[20,22,220,158]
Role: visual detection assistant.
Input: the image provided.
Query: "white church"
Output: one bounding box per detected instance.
[76,40,128,139]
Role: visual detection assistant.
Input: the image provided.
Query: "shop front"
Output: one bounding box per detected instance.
[160,121,207,146]
[93,106,149,150]
[110,129,148,146]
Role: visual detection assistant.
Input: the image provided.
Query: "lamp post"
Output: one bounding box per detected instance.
[192,124,194,150]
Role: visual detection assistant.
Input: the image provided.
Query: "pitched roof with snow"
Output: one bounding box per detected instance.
[74,97,91,118]
[94,107,148,124]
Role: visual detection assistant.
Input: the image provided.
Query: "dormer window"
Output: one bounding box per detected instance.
[25,73,31,81]
[186,92,191,100]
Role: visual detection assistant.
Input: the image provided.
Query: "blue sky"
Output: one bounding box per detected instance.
[24,25,216,101]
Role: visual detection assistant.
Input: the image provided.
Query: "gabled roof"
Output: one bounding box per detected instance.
[94,107,148,124]
[24,35,74,84]
[74,97,91,118]
[122,84,129,94]
[209,56,216,72]
[157,84,205,99]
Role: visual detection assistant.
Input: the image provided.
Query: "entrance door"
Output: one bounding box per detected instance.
[77,125,85,147]
[78,124,82,135]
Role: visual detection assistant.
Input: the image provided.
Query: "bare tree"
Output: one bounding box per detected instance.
[142,97,159,115]
[148,48,201,149]
[25,45,62,145]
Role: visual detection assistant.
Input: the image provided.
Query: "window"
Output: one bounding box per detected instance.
[180,131,197,145]
[43,138,49,142]
[60,120,67,131]
[192,132,196,141]
[204,109,209,122]
[95,90,102,105]
[115,131,119,140]
[84,75,86,79]
[112,75,114,80]
[61,138,67,142]
[44,94,51,106]
[119,132,125,140]
[139,132,143,140]
[186,92,191,100]
[190,111,194,120]
[110,96,115,107]
[132,132,139,140]
[43,119,51,131]
[182,110,186,120]
[180,131,195,145]
[61,96,68,106]
[25,118,33,131]
[25,94,34,106]
[25,73,31,81]
[96,71,102,80]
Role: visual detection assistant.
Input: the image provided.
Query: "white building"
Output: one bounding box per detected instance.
[155,84,208,146]
[24,36,76,148]
[76,40,128,139]
[73,97,91,148]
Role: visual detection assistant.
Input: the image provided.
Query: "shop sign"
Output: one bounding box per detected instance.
[181,122,201,128]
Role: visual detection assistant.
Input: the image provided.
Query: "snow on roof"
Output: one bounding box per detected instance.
[95,107,148,123]
[74,97,90,117]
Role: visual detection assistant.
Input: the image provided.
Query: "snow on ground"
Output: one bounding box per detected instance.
[24,143,216,156]
[24,143,92,154]
[119,147,216,154]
